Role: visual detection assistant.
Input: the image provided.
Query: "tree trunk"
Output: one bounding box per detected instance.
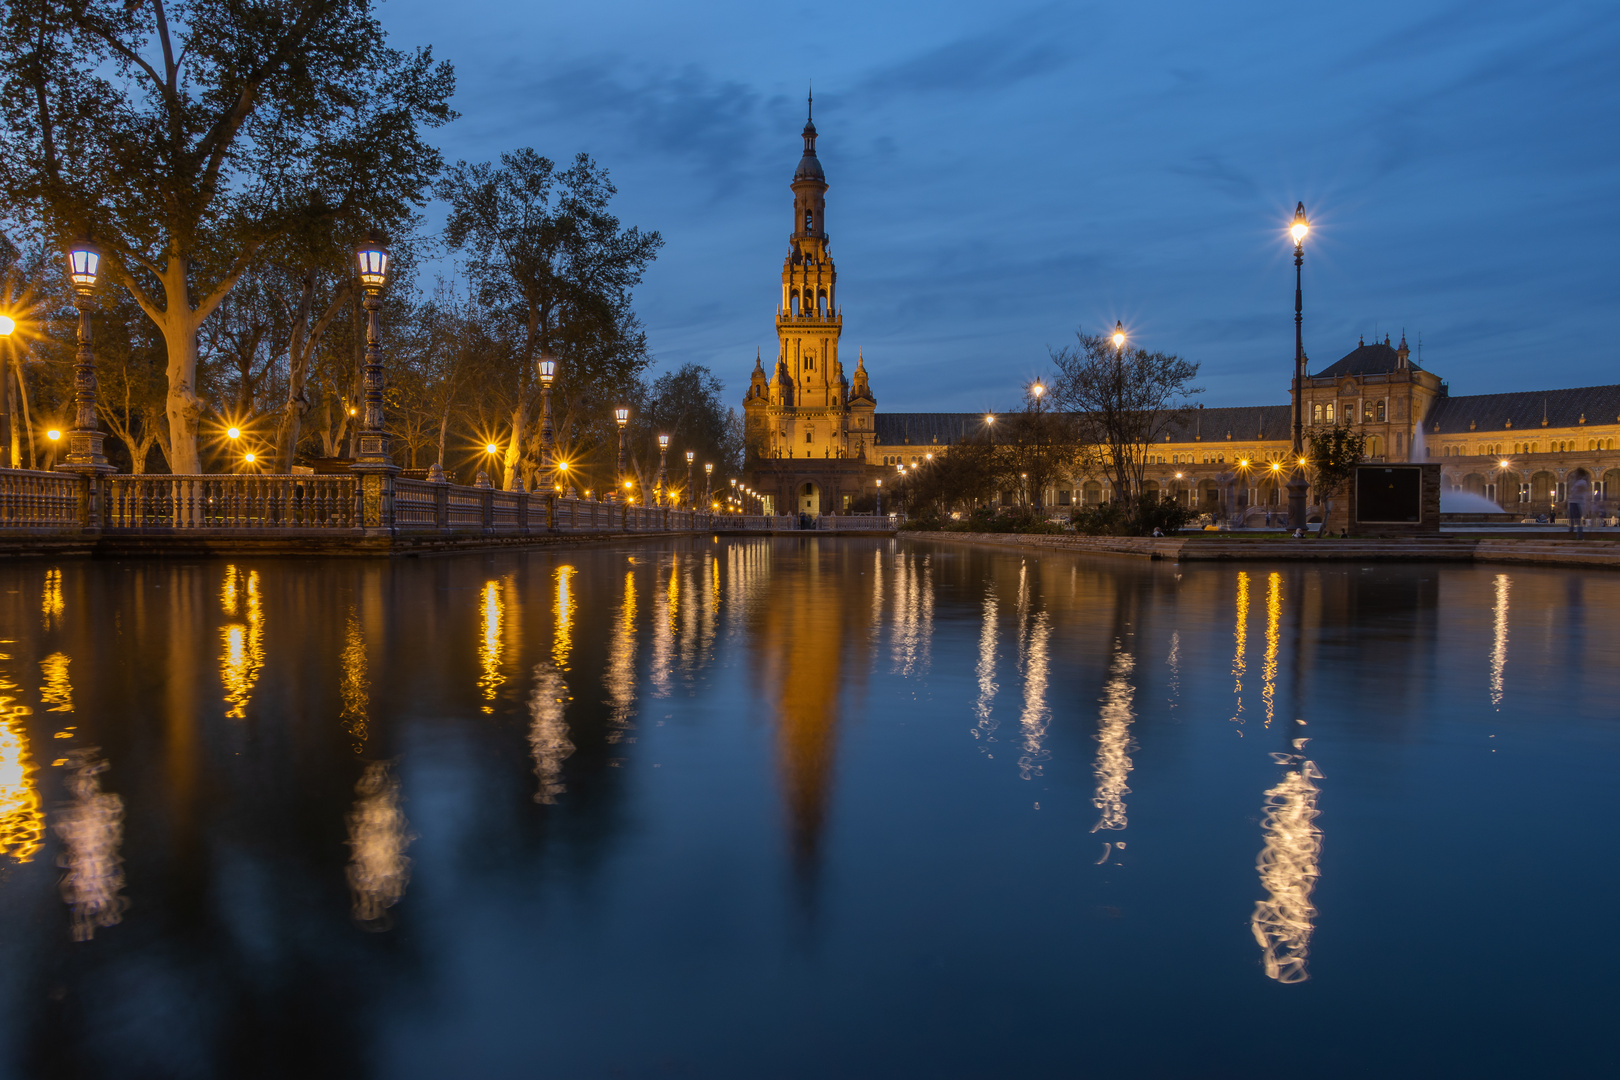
[6,367,19,469]
[16,364,36,470]
[503,402,525,491]
[437,408,450,467]
[163,327,205,474]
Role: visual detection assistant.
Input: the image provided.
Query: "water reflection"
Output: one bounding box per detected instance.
[529,565,576,804]
[652,557,676,697]
[0,656,43,863]
[478,579,504,713]
[340,607,370,749]
[1017,612,1051,781]
[1091,644,1135,833]
[890,552,933,676]
[220,565,264,719]
[1231,571,1250,725]
[1251,740,1324,983]
[41,567,63,630]
[971,592,999,753]
[606,569,638,742]
[1262,572,1281,727]
[40,651,72,713]
[54,750,128,941]
[346,762,413,925]
[1491,573,1510,709]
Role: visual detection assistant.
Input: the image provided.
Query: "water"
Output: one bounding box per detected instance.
[0,539,1616,1078]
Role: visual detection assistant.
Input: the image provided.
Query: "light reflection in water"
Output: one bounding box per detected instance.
[1490,573,1510,709]
[40,652,72,713]
[1091,644,1135,833]
[41,567,63,630]
[528,565,576,804]
[652,558,676,698]
[340,608,370,749]
[0,657,43,863]
[605,570,638,742]
[1016,612,1051,781]
[1166,630,1181,706]
[1262,572,1281,727]
[1251,740,1324,983]
[55,750,128,941]
[890,552,933,676]
[1231,571,1250,725]
[346,762,413,924]
[220,566,264,719]
[971,593,999,752]
[477,579,504,713]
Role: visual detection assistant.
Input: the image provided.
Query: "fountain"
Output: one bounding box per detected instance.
[1440,488,1519,523]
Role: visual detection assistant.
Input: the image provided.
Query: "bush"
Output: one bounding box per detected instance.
[1072,495,1193,536]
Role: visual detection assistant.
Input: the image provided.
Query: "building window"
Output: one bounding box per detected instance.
[806,430,813,444]
[1325,403,1334,422]
[1312,403,1323,423]
[1376,400,1386,422]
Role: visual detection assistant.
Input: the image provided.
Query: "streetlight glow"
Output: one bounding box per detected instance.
[0,315,14,336]
[227,427,241,440]
[485,443,498,455]
[47,429,61,441]
[1112,320,1126,349]
[355,233,390,292]
[66,238,102,293]
[1291,204,1310,246]
[244,452,255,464]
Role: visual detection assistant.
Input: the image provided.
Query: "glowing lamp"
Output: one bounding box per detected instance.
[686,450,694,464]
[0,315,15,336]
[614,407,629,427]
[227,427,241,440]
[705,463,713,474]
[1291,203,1309,246]
[557,461,568,472]
[1112,321,1125,348]
[355,233,390,293]
[537,353,556,385]
[47,429,61,441]
[1239,459,1250,467]
[1032,382,1045,399]
[659,434,670,450]
[66,238,101,294]
[244,452,256,464]
[485,443,498,454]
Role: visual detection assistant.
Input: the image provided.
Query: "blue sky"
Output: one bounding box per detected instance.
[389,0,1620,411]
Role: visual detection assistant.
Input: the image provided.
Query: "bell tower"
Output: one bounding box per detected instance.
[743,97,876,516]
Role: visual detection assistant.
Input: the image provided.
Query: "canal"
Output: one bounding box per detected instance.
[0,538,1616,1077]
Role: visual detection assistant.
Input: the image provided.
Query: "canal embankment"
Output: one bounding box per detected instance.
[908,531,1620,569]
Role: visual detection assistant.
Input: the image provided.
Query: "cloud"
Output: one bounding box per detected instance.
[854,4,1085,100]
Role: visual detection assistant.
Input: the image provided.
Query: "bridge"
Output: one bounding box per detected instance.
[0,468,896,556]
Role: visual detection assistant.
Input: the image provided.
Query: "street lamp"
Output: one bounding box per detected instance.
[656,433,670,507]
[1112,321,1126,349]
[0,313,13,467]
[685,449,694,509]
[614,406,630,498]
[537,348,557,473]
[875,477,883,516]
[704,462,713,506]
[1287,202,1311,531]
[59,237,112,474]
[352,233,396,501]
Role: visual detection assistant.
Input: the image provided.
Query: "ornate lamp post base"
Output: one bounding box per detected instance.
[1286,473,1310,532]
[57,430,114,475]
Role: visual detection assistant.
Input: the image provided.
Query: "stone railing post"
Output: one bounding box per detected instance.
[546,493,556,532]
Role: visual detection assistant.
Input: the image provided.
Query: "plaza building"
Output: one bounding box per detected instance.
[743,117,1620,519]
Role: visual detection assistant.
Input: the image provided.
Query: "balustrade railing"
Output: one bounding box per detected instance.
[0,469,81,529]
[104,474,357,529]
[0,468,814,541]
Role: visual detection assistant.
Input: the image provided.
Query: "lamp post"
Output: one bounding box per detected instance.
[352,232,398,527]
[704,462,713,507]
[875,477,883,517]
[685,450,694,509]
[0,313,14,468]
[1287,203,1311,531]
[59,238,112,475]
[614,406,630,498]
[656,434,670,507]
[537,348,556,473]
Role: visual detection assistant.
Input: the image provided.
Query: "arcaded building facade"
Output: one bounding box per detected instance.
[744,119,1620,518]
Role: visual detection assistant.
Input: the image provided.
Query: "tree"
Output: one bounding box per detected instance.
[1049,329,1201,524]
[440,150,662,490]
[1305,423,1366,535]
[639,364,744,503]
[999,381,1085,512]
[0,0,455,472]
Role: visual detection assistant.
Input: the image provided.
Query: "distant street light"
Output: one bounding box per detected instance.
[704,462,713,506]
[656,433,671,506]
[1112,321,1126,349]
[685,449,694,509]
[59,237,111,474]
[1287,202,1311,531]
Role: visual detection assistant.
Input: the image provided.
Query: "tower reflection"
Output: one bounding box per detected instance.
[1251,740,1324,983]
[340,606,370,749]
[0,658,42,864]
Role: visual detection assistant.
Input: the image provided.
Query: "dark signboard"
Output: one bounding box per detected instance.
[1356,466,1423,523]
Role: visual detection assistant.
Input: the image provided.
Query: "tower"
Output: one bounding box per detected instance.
[743,96,876,515]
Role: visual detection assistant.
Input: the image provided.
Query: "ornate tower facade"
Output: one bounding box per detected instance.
[743,101,877,515]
